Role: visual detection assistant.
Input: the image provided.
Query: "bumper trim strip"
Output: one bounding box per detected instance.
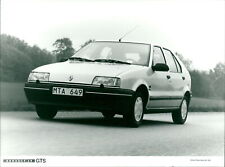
[24,87,49,91]
[85,91,133,97]
[28,81,120,88]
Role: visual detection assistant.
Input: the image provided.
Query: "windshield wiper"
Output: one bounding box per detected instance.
[94,59,131,65]
[69,57,94,62]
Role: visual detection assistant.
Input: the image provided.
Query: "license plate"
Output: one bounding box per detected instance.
[52,87,83,96]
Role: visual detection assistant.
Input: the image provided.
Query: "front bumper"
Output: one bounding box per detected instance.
[24,82,134,112]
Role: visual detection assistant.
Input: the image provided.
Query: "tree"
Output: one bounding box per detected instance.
[190,70,215,98]
[175,52,192,71]
[209,62,225,99]
[80,39,95,48]
[53,38,75,61]
[209,62,225,80]
[0,34,54,82]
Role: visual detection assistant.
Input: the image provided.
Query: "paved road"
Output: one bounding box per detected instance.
[1,111,224,156]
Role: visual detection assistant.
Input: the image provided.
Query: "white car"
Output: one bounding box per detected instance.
[24,41,192,127]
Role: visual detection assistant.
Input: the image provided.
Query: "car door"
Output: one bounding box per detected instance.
[162,48,184,107]
[146,46,171,109]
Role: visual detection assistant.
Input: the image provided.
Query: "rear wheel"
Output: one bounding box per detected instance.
[123,92,144,127]
[36,105,57,120]
[172,96,189,124]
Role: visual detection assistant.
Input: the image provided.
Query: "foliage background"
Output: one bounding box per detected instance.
[0,34,54,82]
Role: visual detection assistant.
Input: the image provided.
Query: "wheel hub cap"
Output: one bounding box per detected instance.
[134,97,143,122]
[181,100,188,119]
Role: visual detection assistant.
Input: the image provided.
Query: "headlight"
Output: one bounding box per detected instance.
[28,72,50,82]
[92,76,121,87]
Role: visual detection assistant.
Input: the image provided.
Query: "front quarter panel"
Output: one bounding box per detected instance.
[118,67,149,92]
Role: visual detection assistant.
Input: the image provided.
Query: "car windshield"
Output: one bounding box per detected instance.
[71,42,150,66]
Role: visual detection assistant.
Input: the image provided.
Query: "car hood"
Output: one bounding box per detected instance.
[33,61,144,84]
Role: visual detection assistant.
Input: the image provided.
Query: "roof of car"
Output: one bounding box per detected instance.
[94,40,175,53]
[94,40,151,46]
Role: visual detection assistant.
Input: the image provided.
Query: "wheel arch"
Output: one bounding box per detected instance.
[135,84,149,107]
[184,91,191,106]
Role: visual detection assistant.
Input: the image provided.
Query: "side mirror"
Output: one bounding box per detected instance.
[152,63,169,72]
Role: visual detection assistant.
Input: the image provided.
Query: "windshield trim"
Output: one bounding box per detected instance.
[72,41,151,67]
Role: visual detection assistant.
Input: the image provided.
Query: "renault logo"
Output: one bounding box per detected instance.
[69,75,73,81]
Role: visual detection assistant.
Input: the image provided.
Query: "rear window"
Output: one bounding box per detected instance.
[173,56,182,73]
[163,49,178,72]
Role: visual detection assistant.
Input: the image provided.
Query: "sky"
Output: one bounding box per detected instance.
[1,0,225,70]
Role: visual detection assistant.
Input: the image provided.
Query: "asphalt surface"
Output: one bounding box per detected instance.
[1,111,224,156]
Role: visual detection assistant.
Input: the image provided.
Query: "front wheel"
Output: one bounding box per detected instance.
[123,92,144,127]
[36,105,57,120]
[172,97,189,124]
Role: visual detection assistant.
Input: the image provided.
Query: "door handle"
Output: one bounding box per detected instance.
[167,75,171,79]
[182,76,185,80]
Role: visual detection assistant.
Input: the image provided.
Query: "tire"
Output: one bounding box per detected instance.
[172,96,189,124]
[102,112,115,119]
[123,92,144,127]
[36,105,57,120]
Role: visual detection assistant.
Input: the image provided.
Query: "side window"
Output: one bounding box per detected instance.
[153,46,166,65]
[173,56,182,73]
[163,49,178,72]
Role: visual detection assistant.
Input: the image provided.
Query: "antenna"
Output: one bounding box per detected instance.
[119,25,138,42]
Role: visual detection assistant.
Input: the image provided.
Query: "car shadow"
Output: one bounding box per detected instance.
[35,116,174,128]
